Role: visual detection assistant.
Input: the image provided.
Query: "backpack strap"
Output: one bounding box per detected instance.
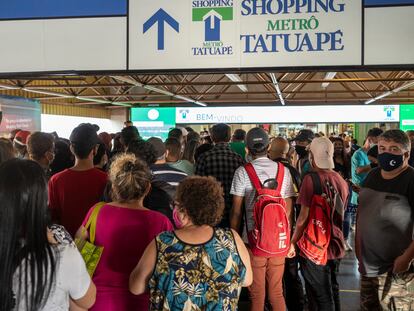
[309,172,323,196]
[275,162,285,194]
[244,163,262,191]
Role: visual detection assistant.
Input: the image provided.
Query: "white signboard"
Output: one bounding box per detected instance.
[129,0,362,70]
[175,105,400,124]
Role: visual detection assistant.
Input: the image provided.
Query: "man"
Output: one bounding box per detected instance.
[166,137,194,176]
[148,137,187,188]
[231,127,296,311]
[357,129,414,310]
[294,129,315,178]
[48,123,107,237]
[407,130,414,167]
[196,123,244,228]
[13,130,31,159]
[27,132,55,178]
[124,120,133,128]
[290,137,349,311]
[230,129,247,160]
[120,125,140,150]
[168,128,187,154]
[268,136,304,310]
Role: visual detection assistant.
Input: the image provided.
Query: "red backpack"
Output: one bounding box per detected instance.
[244,162,290,257]
[297,173,345,265]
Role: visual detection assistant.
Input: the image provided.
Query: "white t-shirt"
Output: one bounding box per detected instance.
[13,243,91,311]
[230,157,296,242]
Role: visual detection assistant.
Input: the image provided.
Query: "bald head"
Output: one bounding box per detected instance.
[268,137,289,160]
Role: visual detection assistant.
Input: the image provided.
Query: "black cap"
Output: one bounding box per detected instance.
[245,127,269,151]
[295,129,315,142]
[69,123,100,149]
[147,137,166,158]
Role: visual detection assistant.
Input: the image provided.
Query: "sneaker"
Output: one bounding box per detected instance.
[345,241,353,252]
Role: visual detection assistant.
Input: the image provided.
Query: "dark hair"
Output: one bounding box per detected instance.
[332,137,350,166]
[50,139,74,176]
[109,154,152,203]
[127,139,157,166]
[27,132,54,162]
[93,142,107,166]
[168,128,183,140]
[194,143,213,162]
[379,129,411,151]
[185,127,194,133]
[248,146,268,157]
[71,142,94,159]
[165,137,181,159]
[0,138,15,164]
[211,123,231,143]
[367,145,379,159]
[187,131,200,143]
[175,176,224,226]
[233,129,246,141]
[183,139,200,164]
[121,126,140,148]
[0,159,55,310]
[367,127,383,139]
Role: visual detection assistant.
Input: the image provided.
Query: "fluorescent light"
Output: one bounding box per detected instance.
[0,84,20,90]
[269,73,285,106]
[365,80,414,104]
[322,72,337,88]
[225,73,248,92]
[24,88,74,98]
[393,81,414,93]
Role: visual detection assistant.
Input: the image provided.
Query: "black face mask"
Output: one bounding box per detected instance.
[295,145,308,158]
[377,152,404,172]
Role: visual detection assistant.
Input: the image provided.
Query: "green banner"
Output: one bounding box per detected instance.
[192,7,233,21]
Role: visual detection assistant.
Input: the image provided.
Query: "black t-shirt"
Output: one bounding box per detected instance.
[363,166,414,209]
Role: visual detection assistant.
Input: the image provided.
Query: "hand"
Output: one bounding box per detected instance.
[393,253,412,274]
[287,243,296,258]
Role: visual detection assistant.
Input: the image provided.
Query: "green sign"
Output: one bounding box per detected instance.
[400,104,414,131]
[130,108,176,140]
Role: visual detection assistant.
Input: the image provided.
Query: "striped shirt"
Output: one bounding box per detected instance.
[150,164,187,187]
[230,157,296,242]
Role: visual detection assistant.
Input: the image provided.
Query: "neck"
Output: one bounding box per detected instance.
[381,164,408,180]
[167,156,179,163]
[112,199,146,210]
[155,159,166,164]
[72,158,94,171]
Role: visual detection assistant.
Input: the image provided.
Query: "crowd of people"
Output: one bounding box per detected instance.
[1,122,414,311]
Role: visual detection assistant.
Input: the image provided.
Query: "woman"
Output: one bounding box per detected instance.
[130,176,253,310]
[332,137,351,179]
[77,153,173,310]
[0,159,95,311]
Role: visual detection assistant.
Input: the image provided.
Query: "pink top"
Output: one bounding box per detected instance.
[82,203,173,311]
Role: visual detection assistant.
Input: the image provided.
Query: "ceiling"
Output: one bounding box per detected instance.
[0,70,413,108]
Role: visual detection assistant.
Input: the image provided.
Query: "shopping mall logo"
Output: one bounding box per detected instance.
[179,109,189,119]
[384,106,395,119]
[192,0,233,42]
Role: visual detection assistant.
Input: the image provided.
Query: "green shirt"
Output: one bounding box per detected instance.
[167,160,194,176]
[230,142,246,161]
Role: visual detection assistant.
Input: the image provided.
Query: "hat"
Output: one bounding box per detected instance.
[14,130,31,146]
[295,129,315,142]
[69,123,100,149]
[309,137,335,169]
[246,128,269,151]
[147,137,166,158]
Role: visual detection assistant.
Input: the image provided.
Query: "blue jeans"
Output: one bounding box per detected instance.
[343,204,357,240]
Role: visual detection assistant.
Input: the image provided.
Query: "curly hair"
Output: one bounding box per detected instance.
[109,153,151,203]
[175,176,224,226]
[127,139,157,166]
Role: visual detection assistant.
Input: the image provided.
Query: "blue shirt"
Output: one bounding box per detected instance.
[351,148,371,204]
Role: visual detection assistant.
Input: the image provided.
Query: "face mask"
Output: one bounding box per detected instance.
[334,148,343,155]
[377,152,404,172]
[173,207,184,229]
[295,145,308,158]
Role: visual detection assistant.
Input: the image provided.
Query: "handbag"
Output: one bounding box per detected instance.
[75,202,105,277]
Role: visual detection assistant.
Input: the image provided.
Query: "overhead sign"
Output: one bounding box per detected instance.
[130,107,176,140]
[175,105,400,124]
[400,104,414,131]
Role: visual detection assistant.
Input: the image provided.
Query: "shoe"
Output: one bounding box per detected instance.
[345,241,353,252]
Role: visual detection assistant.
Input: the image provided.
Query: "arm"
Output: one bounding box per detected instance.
[71,282,96,310]
[48,179,60,223]
[231,229,252,287]
[393,240,414,274]
[285,197,293,231]
[230,195,244,232]
[356,165,372,175]
[291,205,310,245]
[129,239,157,295]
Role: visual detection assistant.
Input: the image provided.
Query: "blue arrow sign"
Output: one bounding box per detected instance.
[143,8,179,51]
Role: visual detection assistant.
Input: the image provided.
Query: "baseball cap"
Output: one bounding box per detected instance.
[69,123,100,149]
[14,130,31,146]
[309,137,335,169]
[295,129,315,142]
[245,127,269,151]
[147,137,166,158]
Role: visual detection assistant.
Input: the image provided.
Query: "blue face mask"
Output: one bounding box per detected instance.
[377,152,404,172]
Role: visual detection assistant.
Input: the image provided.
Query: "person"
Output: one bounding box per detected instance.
[93,142,109,171]
[129,176,253,310]
[367,145,378,166]
[407,130,414,167]
[196,123,244,228]
[8,128,21,142]
[294,129,315,178]
[230,128,296,311]
[332,137,351,180]
[168,127,185,145]
[182,135,200,165]
[0,137,15,164]
[0,159,96,311]
[124,120,133,128]
[268,136,305,310]
[98,132,113,153]
[77,154,173,311]
[356,129,414,310]
[13,130,31,159]
[194,141,213,162]
[148,137,187,188]
[289,137,349,311]
[49,139,74,177]
[166,137,194,175]
[48,123,108,237]
[120,126,140,150]
[27,132,55,178]
[230,129,247,160]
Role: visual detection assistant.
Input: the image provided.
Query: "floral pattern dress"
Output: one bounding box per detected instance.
[149,228,247,311]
